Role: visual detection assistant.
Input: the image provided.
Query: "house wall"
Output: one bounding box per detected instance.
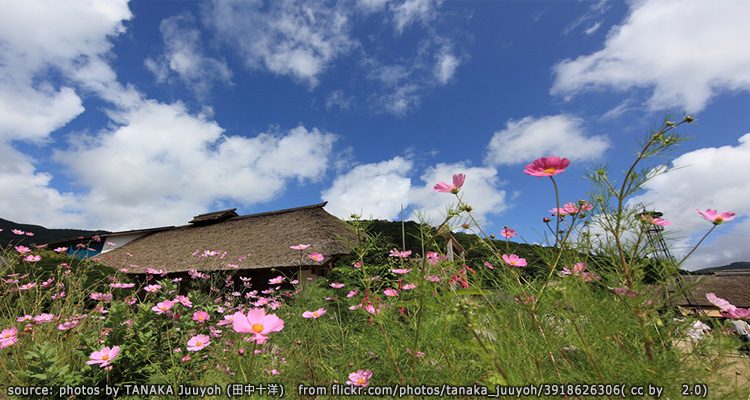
[101,233,150,254]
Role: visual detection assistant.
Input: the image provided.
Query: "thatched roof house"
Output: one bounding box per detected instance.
[93,202,358,276]
[668,271,750,316]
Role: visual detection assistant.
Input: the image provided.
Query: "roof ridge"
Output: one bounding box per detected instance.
[229,201,328,221]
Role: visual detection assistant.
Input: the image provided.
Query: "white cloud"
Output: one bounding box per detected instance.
[323,158,508,226]
[484,115,609,165]
[0,0,131,141]
[390,0,441,33]
[145,13,232,97]
[325,90,353,111]
[629,133,750,269]
[206,0,354,86]
[410,163,507,225]
[322,157,413,220]
[434,50,459,85]
[0,143,84,228]
[584,22,602,35]
[53,100,336,230]
[552,0,750,112]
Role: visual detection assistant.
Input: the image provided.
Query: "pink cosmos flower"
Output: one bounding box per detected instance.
[330,282,345,289]
[383,288,399,297]
[560,262,600,282]
[144,284,161,293]
[11,229,25,235]
[33,313,55,324]
[174,295,193,308]
[500,227,516,239]
[151,300,176,314]
[19,282,36,290]
[483,261,495,270]
[706,293,750,319]
[308,252,325,262]
[402,283,416,290]
[353,261,362,269]
[433,173,466,194]
[347,290,359,298]
[290,244,311,250]
[145,268,168,275]
[54,247,68,253]
[501,254,527,267]
[110,283,135,289]
[57,320,79,331]
[650,217,671,226]
[17,315,32,322]
[388,249,412,259]
[24,255,41,263]
[1,327,18,349]
[192,310,210,323]
[14,245,31,254]
[347,369,373,387]
[391,268,411,274]
[426,252,443,265]
[426,275,441,282]
[269,276,285,285]
[231,308,284,344]
[523,156,570,177]
[90,293,113,302]
[87,345,120,368]
[697,209,736,225]
[302,308,327,319]
[26,231,34,236]
[187,334,211,351]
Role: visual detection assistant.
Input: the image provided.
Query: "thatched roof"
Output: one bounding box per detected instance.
[669,271,750,309]
[97,202,358,274]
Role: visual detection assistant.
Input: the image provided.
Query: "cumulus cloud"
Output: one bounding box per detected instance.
[552,0,750,112]
[410,163,507,225]
[629,133,750,269]
[323,158,507,225]
[0,0,131,140]
[323,157,413,220]
[145,13,232,97]
[54,101,336,230]
[205,0,354,86]
[484,115,609,165]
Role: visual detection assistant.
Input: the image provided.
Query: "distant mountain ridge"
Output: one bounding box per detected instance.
[0,218,108,247]
[691,261,750,274]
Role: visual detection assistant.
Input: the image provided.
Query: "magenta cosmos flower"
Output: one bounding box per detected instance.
[330,282,345,289]
[231,308,284,344]
[290,244,310,250]
[302,308,327,319]
[500,227,516,239]
[14,245,31,254]
[187,334,211,351]
[501,254,527,267]
[433,173,466,194]
[347,369,373,387]
[697,209,736,225]
[269,275,285,285]
[523,156,570,177]
[87,345,120,368]
[383,288,399,297]
[391,268,411,274]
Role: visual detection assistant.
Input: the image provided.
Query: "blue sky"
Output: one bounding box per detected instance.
[2,0,750,269]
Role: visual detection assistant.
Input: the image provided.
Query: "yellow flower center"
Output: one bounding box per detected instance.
[102,354,109,361]
[251,323,264,333]
[160,306,168,311]
[3,333,10,338]
[357,378,366,385]
[543,167,557,174]
[195,341,202,346]
[312,312,319,317]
